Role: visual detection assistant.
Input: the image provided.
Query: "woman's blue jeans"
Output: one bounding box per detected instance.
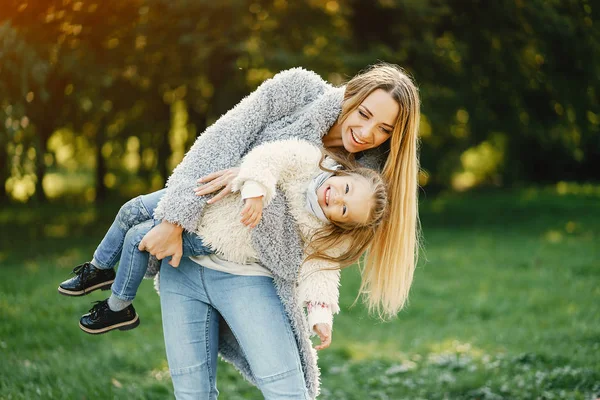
[159,258,309,400]
[91,188,209,301]
[91,189,309,398]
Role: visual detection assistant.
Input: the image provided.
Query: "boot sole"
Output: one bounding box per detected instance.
[58,280,115,297]
[79,314,140,335]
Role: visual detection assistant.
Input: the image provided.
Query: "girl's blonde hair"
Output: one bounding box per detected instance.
[305,150,389,269]
[339,62,422,320]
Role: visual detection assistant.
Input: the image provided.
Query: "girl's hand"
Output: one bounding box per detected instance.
[194,167,240,204]
[314,323,332,350]
[240,196,263,228]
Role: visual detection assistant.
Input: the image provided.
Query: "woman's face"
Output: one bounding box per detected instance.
[341,89,400,153]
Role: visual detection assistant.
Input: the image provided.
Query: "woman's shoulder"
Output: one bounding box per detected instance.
[273,67,326,82]
[264,67,330,93]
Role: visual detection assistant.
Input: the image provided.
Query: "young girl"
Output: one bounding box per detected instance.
[59,138,387,342]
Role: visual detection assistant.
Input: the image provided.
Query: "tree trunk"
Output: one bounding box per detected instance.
[34,125,49,203]
[95,118,107,202]
[137,131,151,184]
[0,136,7,203]
[186,106,207,149]
[150,99,173,185]
[157,126,170,185]
[32,71,67,203]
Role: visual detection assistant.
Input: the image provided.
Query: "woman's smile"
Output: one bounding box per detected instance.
[350,128,369,146]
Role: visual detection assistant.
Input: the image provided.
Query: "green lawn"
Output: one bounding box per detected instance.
[1,187,598,399]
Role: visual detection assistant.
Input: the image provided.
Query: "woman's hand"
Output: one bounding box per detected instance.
[194,167,240,204]
[138,221,184,267]
[240,197,264,228]
[314,323,332,350]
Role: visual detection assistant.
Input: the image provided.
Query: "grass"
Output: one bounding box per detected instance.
[0,186,599,399]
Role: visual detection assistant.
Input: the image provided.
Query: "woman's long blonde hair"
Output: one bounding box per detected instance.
[339,63,422,320]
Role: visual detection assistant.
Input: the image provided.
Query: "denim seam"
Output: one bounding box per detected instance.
[203,271,305,390]
[182,234,195,256]
[137,195,154,220]
[165,265,214,384]
[112,233,142,300]
[285,321,310,400]
[169,361,207,377]
[199,267,222,393]
[264,308,305,384]
[200,268,257,384]
[254,367,302,385]
[96,241,123,270]
[205,305,217,398]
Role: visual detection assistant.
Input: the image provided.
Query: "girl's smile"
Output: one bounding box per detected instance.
[317,174,373,225]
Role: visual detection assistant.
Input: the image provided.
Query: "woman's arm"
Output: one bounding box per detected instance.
[140,69,327,264]
[154,68,328,232]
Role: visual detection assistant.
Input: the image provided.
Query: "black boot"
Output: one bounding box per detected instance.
[79,299,140,334]
[58,262,116,296]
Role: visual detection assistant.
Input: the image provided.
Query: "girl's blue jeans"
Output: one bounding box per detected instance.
[91,188,210,301]
[91,189,309,399]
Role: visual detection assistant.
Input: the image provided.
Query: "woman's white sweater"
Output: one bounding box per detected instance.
[196,139,341,328]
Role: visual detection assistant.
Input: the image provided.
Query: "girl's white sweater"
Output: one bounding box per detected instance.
[196,138,341,328]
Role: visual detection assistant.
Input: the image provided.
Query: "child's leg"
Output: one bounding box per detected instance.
[181,231,213,258]
[109,220,156,306]
[110,221,212,306]
[79,220,155,334]
[58,189,166,297]
[92,189,166,270]
[78,210,214,333]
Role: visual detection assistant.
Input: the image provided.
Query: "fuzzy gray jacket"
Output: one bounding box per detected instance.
[152,68,386,399]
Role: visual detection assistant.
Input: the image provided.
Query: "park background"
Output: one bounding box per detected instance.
[0,0,598,399]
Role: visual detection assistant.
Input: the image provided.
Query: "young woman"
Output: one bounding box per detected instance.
[63,63,421,399]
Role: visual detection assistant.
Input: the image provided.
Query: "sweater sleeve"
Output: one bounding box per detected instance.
[230,139,322,207]
[297,257,341,317]
[154,68,328,232]
[297,237,354,329]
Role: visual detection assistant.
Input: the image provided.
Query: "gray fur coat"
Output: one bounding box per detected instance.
[151,68,386,399]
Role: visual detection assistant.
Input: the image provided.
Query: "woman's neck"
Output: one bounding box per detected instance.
[322,122,344,149]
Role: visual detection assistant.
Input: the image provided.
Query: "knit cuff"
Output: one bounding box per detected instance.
[306,302,333,335]
[241,181,267,201]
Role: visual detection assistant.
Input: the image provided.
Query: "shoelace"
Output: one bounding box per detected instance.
[88,301,108,321]
[72,263,90,295]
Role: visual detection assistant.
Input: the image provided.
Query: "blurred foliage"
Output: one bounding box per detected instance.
[0,0,598,203]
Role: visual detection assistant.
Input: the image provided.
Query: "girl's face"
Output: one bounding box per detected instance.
[317,174,372,225]
[341,89,400,153]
